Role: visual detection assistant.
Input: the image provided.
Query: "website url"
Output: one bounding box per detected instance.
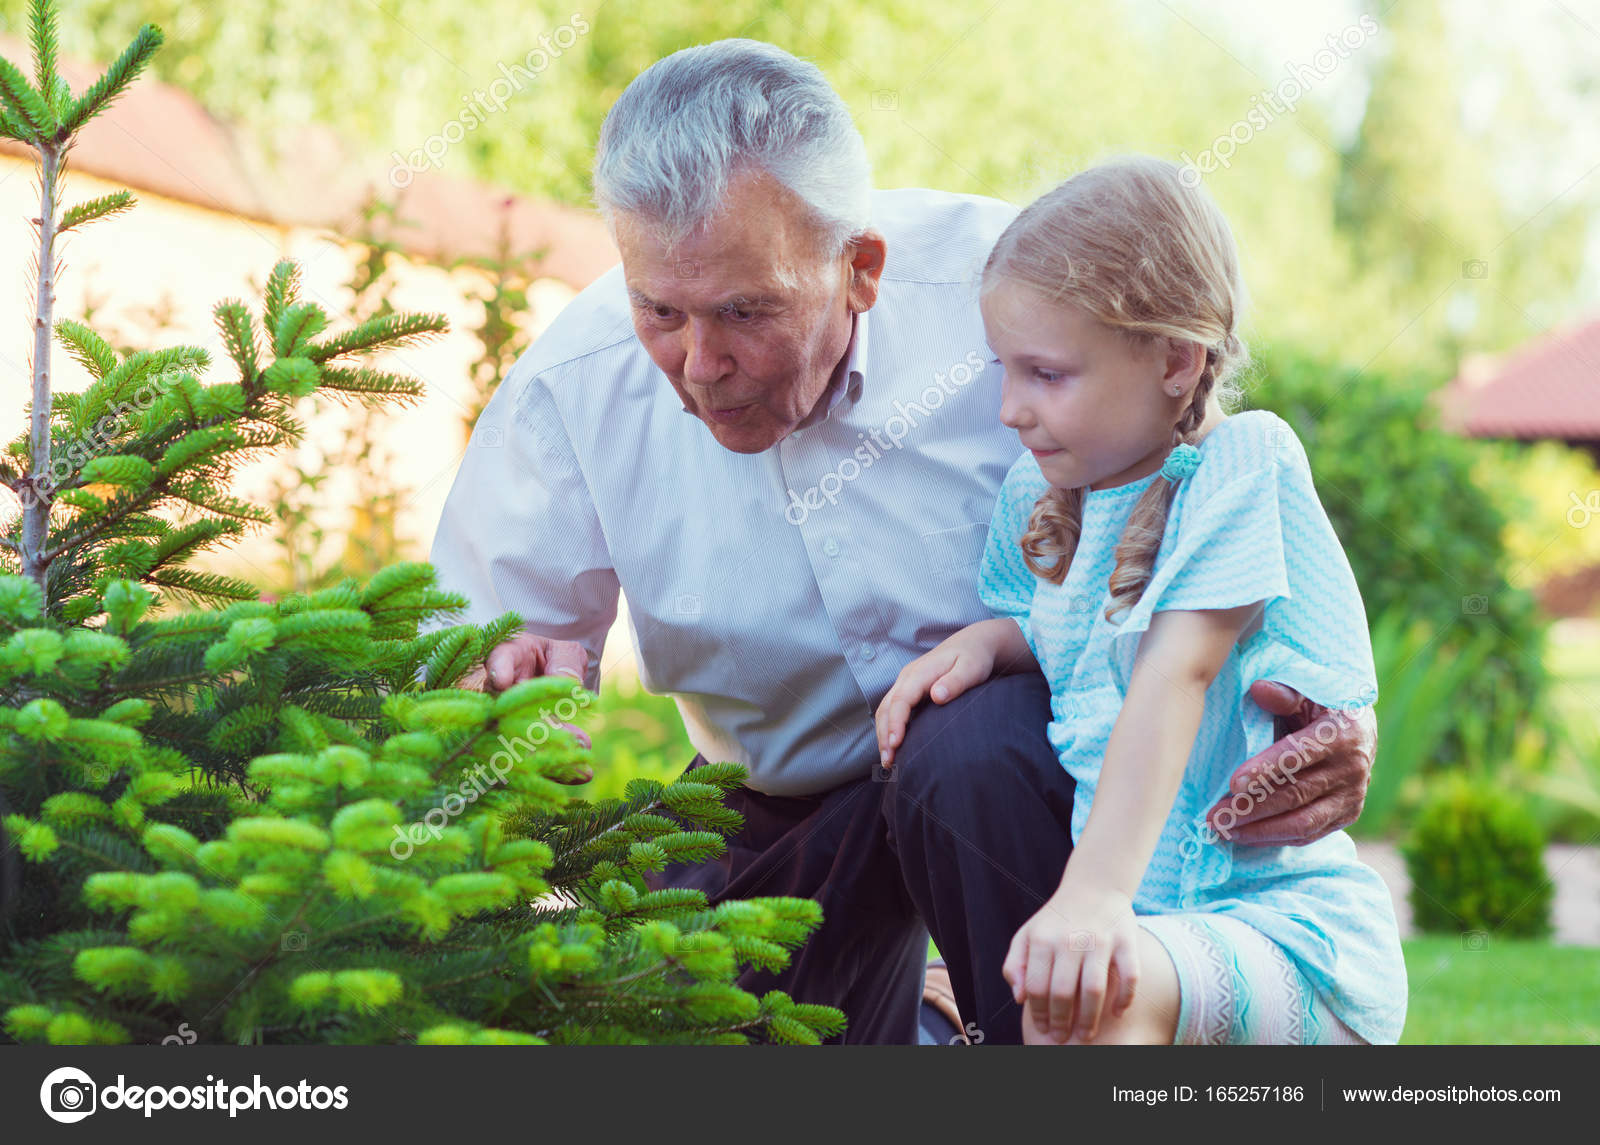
[1343,1085,1560,1104]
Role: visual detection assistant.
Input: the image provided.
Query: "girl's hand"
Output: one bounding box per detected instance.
[874,624,1000,770]
[1003,880,1140,1044]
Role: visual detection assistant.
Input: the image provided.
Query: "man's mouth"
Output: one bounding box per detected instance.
[706,403,754,424]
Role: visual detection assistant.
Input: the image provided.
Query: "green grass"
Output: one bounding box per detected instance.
[1399,937,1600,1044]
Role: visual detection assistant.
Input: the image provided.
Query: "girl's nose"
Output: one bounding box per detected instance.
[998,374,1031,429]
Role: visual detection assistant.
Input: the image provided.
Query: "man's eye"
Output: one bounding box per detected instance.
[652,305,675,320]
[1034,369,1064,383]
[724,306,756,322]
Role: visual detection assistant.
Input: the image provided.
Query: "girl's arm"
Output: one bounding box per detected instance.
[875,617,1036,769]
[1004,600,1264,1043]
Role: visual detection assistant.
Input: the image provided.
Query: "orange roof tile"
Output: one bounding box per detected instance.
[1442,316,1600,441]
[0,35,618,289]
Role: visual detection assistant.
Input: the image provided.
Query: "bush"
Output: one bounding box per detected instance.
[0,5,842,1046]
[1246,346,1549,772]
[1402,774,1554,939]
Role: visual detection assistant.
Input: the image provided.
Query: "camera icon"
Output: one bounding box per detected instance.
[674,932,704,952]
[1068,930,1096,952]
[1067,593,1094,613]
[280,931,308,952]
[871,89,899,110]
[40,1067,97,1123]
[674,593,702,616]
[476,424,504,448]
[872,761,897,783]
[1461,259,1489,279]
[1461,929,1489,951]
[675,259,699,279]
[85,763,110,787]
[1461,594,1489,615]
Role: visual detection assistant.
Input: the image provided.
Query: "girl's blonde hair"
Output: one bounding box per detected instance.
[981,156,1250,622]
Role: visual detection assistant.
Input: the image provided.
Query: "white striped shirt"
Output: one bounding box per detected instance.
[428,187,1028,795]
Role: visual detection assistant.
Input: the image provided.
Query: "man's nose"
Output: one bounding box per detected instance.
[681,318,730,387]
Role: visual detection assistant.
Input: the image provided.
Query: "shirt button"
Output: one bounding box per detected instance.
[822,538,840,558]
[860,645,877,662]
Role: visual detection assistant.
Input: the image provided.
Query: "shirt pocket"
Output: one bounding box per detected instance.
[919,521,989,575]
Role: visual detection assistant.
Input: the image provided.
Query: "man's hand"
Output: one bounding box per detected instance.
[458,632,592,753]
[1207,680,1377,846]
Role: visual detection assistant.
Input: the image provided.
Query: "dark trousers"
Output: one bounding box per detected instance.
[648,672,1075,1045]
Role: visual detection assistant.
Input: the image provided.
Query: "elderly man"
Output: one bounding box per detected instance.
[428,38,1376,1045]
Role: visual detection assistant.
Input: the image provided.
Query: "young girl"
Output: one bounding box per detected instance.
[875,156,1406,1045]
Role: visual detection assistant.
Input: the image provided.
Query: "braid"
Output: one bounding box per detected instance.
[1103,348,1220,619]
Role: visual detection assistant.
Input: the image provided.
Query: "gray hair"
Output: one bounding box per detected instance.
[592,39,873,261]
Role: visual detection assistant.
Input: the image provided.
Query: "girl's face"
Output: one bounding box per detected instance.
[981,276,1199,492]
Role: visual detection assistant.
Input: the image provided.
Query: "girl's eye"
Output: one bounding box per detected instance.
[1033,368,1064,383]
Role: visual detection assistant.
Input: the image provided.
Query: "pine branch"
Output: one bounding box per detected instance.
[214,301,259,385]
[261,260,301,335]
[55,319,119,380]
[58,190,135,234]
[0,105,33,142]
[59,24,163,136]
[144,567,259,607]
[308,313,448,363]
[315,366,424,405]
[29,0,60,102]
[0,53,52,139]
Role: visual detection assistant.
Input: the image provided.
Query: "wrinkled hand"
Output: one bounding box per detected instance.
[458,632,593,768]
[1003,881,1139,1044]
[874,629,997,770]
[1207,680,1377,845]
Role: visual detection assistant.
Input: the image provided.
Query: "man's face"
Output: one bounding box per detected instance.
[618,170,874,453]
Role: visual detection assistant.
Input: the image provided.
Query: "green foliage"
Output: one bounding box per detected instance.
[1246,346,1549,770]
[0,5,840,1047]
[1402,774,1554,940]
[1352,608,1503,837]
[4,250,441,616]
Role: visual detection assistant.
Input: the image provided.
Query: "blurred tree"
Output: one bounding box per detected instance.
[1334,0,1590,368]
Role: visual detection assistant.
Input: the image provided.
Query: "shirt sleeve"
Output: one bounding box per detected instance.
[424,358,620,693]
[977,457,1047,662]
[1107,412,1378,713]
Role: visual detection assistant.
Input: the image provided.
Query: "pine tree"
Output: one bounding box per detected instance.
[0,1,843,1046]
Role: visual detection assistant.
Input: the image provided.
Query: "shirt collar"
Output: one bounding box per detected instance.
[793,307,868,431]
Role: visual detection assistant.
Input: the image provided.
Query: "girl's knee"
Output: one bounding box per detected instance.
[1087,930,1182,1044]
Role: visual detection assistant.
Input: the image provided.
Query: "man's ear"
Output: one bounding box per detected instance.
[844,229,888,313]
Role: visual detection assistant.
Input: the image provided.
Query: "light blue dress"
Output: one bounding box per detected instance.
[976,409,1407,1044]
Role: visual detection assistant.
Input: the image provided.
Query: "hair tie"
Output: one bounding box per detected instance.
[1160,442,1201,482]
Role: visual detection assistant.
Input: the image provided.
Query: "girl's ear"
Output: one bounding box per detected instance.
[1161,338,1206,397]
